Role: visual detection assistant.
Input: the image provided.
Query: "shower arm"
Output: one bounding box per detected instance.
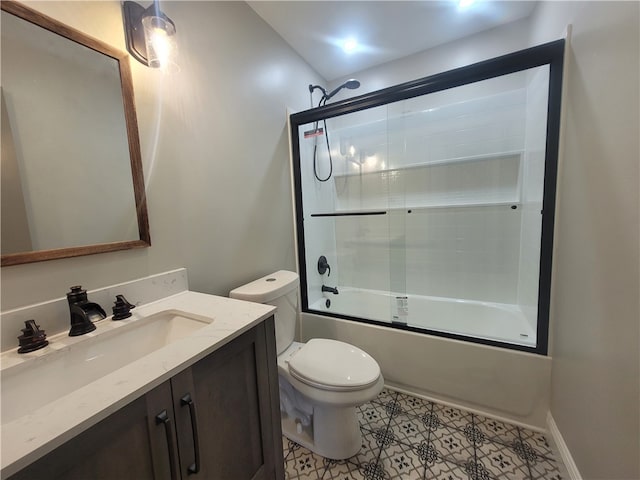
[309,84,328,107]
[309,84,328,96]
[324,85,347,101]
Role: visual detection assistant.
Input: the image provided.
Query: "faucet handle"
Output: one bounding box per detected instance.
[318,256,331,276]
[66,285,88,305]
[112,295,135,321]
[17,319,49,353]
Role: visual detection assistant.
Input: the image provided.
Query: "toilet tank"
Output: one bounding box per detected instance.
[229,270,299,355]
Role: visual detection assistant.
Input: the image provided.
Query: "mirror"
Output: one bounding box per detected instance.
[0,1,150,267]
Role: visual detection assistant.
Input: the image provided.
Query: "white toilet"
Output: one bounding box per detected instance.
[229,270,384,460]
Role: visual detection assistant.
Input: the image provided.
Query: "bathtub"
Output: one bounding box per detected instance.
[309,287,536,347]
[302,287,551,428]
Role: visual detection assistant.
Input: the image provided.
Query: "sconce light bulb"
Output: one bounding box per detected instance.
[150,28,171,65]
[142,15,178,71]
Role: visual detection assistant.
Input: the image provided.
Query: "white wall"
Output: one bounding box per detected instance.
[328,17,531,97]
[1,2,324,335]
[528,2,640,478]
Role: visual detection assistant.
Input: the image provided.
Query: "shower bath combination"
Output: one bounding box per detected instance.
[291,41,565,356]
[307,79,361,182]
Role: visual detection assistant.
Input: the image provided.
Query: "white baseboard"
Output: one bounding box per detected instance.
[386,383,545,432]
[547,412,582,480]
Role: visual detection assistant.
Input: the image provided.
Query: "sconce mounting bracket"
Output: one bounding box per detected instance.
[122,1,150,66]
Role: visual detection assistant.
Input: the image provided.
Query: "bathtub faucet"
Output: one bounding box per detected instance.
[322,285,339,295]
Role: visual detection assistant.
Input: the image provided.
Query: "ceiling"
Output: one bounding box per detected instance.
[248,1,538,81]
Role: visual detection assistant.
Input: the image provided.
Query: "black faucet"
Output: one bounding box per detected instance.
[67,286,106,336]
[322,285,339,295]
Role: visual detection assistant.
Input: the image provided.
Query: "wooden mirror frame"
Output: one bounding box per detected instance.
[1,1,150,267]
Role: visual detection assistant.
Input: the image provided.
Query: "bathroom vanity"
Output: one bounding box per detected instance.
[8,320,280,480]
[1,276,284,480]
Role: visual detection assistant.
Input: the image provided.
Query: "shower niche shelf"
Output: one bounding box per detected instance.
[333,151,523,178]
[333,152,522,213]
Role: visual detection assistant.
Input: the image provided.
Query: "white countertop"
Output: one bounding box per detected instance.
[0,291,275,478]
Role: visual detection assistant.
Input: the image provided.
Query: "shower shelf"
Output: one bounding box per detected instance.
[332,150,523,178]
[332,152,522,215]
[311,201,522,217]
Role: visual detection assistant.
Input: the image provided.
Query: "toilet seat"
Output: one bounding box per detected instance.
[288,339,380,392]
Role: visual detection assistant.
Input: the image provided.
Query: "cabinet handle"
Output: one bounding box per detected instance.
[156,410,179,480]
[180,393,201,475]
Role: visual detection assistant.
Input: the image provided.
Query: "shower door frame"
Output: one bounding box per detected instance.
[290,39,565,355]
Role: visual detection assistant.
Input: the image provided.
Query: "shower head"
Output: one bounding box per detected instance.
[308,79,361,105]
[325,79,361,101]
[343,79,361,89]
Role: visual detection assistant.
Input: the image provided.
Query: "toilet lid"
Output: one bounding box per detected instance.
[288,339,380,391]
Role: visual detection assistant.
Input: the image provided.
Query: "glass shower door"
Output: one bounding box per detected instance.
[297,104,404,324]
[291,39,564,354]
[385,104,409,326]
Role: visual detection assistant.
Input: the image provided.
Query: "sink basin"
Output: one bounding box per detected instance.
[1,309,213,424]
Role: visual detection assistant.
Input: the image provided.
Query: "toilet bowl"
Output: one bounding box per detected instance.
[229,270,384,459]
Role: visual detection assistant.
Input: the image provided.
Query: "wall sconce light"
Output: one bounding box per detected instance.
[122,1,178,71]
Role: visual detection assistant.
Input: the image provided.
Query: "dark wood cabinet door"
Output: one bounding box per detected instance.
[171,318,283,480]
[8,381,177,480]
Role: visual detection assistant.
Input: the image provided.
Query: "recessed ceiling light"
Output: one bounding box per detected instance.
[342,38,358,53]
[458,0,476,10]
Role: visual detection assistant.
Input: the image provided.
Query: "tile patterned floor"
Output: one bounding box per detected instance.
[283,388,564,480]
